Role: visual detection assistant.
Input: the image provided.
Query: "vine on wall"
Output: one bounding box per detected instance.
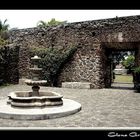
[29,46,77,86]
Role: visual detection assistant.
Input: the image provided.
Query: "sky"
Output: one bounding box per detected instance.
[0,10,140,29]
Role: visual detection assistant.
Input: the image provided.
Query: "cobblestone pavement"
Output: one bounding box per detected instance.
[0,83,140,129]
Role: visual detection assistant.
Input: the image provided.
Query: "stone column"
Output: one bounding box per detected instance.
[133,44,140,89]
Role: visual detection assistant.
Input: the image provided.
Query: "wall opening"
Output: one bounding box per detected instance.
[103,42,138,90]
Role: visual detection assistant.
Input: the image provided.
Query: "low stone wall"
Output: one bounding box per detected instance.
[114,69,128,75]
[62,82,92,89]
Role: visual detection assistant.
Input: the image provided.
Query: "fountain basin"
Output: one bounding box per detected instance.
[0,99,81,120]
[7,91,63,107]
[25,79,47,86]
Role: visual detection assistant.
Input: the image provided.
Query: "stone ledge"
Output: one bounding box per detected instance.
[114,68,128,75]
[62,82,92,89]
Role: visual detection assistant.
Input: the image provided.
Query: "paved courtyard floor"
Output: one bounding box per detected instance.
[0,83,140,129]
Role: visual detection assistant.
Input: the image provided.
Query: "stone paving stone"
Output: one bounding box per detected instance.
[0,83,139,128]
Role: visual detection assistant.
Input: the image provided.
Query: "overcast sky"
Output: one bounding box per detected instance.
[0,10,140,29]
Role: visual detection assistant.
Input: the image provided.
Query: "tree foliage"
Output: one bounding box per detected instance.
[133,66,140,73]
[37,18,67,27]
[121,55,135,72]
[0,19,9,45]
[0,19,9,32]
[29,46,77,86]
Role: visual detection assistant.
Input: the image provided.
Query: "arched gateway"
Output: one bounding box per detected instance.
[8,15,140,89]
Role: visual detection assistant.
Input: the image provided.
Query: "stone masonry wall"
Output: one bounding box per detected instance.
[135,44,140,66]
[7,15,140,88]
[0,44,19,84]
[57,43,106,88]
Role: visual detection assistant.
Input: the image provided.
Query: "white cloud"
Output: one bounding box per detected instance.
[0,10,140,29]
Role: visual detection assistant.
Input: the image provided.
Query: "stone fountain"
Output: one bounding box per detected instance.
[7,55,63,107]
[25,55,47,96]
[0,55,81,120]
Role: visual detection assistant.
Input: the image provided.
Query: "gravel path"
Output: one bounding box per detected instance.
[0,84,140,129]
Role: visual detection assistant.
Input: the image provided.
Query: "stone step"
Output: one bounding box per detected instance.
[62,82,92,89]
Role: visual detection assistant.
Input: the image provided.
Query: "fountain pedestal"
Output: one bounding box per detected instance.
[26,55,47,96]
[32,86,40,96]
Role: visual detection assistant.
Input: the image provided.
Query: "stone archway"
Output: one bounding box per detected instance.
[102,42,139,89]
[57,41,140,89]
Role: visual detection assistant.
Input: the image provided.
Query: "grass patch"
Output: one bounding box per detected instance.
[114,74,133,83]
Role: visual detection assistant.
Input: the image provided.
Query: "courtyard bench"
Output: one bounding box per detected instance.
[62,82,92,89]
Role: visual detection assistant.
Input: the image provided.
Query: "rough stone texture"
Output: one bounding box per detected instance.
[135,44,140,66]
[0,44,19,84]
[18,43,31,79]
[57,43,105,88]
[7,15,140,88]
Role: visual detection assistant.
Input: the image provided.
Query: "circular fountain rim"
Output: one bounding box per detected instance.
[0,98,81,120]
[7,91,64,107]
[2,54,82,119]
[8,91,63,99]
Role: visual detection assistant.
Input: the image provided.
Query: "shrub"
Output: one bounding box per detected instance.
[133,66,140,74]
[122,55,135,73]
[29,46,77,86]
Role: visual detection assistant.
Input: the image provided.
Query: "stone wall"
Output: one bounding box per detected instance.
[135,44,140,66]
[0,44,19,84]
[57,43,106,88]
[7,15,140,88]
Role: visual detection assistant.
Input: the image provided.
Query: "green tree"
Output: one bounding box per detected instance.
[37,18,67,27]
[122,55,135,73]
[0,19,9,32]
[0,19,10,45]
[47,18,67,26]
